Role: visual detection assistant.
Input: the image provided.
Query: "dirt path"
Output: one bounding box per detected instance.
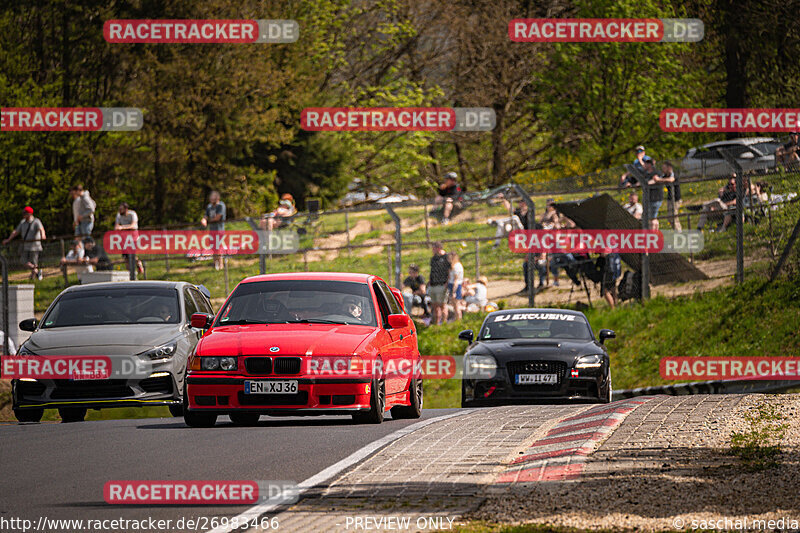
[487,255,753,309]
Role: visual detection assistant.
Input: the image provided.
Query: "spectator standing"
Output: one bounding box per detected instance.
[402,264,429,317]
[620,145,647,187]
[70,185,96,237]
[597,251,621,308]
[115,202,144,274]
[623,191,643,220]
[661,162,682,231]
[428,242,450,325]
[540,199,561,229]
[201,190,227,270]
[643,158,665,230]
[447,252,464,322]
[435,172,462,225]
[3,206,45,281]
[776,132,800,167]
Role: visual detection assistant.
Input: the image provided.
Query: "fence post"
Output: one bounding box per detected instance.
[512,183,536,307]
[345,210,351,256]
[303,250,308,271]
[163,227,170,273]
[385,206,402,288]
[475,239,480,279]
[632,164,650,300]
[60,238,68,286]
[386,245,393,283]
[1,253,8,356]
[717,148,745,283]
[223,256,229,295]
[423,201,430,245]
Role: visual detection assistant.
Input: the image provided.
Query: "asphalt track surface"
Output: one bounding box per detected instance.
[0,409,459,530]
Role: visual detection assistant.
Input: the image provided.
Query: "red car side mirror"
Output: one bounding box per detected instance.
[387,313,410,329]
[191,313,212,329]
[390,287,405,311]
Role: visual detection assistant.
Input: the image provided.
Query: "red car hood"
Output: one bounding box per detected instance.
[197,323,377,356]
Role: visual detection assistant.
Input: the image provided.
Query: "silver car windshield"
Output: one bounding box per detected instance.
[41,288,181,328]
[217,280,377,327]
[480,312,592,340]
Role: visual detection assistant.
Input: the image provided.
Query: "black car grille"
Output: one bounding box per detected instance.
[245,357,272,374]
[507,360,567,391]
[244,357,301,375]
[16,380,46,396]
[139,375,173,394]
[238,391,309,406]
[51,379,134,399]
[273,357,301,375]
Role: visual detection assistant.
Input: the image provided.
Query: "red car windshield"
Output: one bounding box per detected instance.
[216,279,377,327]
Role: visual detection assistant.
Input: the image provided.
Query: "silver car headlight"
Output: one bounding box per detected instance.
[576,354,604,369]
[201,357,237,371]
[140,341,178,360]
[464,354,498,379]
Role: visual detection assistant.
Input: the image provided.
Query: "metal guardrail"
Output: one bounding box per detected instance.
[613,379,800,400]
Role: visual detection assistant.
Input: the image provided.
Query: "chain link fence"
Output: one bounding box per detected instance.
[2,138,798,317]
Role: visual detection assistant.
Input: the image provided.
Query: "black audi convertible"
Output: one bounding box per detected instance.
[459,308,614,406]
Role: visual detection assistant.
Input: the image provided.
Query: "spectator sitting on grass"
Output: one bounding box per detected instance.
[464,276,489,311]
[697,176,737,232]
[82,237,113,271]
[402,264,429,317]
[60,239,91,275]
[623,191,643,220]
[261,193,297,231]
[776,132,800,167]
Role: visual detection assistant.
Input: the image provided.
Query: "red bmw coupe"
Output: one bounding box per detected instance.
[183,272,422,427]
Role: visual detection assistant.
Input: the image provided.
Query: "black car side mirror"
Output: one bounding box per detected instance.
[19,318,38,332]
[458,329,474,342]
[599,329,616,344]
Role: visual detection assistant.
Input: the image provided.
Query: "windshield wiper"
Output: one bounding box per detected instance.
[283,319,345,325]
[218,319,267,325]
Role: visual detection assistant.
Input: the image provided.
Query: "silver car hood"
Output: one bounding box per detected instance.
[25,324,184,354]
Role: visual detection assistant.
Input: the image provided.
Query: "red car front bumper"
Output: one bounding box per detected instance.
[186,375,373,415]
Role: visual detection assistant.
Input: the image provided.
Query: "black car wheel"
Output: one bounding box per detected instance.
[58,407,87,423]
[599,370,612,403]
[229,413,260,426]
[352,378,385,424]
[390,379,423,419]
[14,408,43,423]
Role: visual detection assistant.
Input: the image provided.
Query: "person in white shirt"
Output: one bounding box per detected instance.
[464,276,489,310]
[623,191,643,220]
[0,330,17,355]
[115,202,143,273]
[447,252,464,321]
[60,239,92,275]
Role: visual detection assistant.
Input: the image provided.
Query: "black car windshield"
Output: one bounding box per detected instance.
[216,280,377,327]
[479,311,592,340]
[41,288,180,328]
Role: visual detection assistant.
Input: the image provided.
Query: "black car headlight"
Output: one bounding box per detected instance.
[464,354,498,379]
[201,357,237,371]
[140,341,178,360]
[575,354,604,369]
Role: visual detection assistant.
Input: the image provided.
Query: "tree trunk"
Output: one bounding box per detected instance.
[491,104,506,186]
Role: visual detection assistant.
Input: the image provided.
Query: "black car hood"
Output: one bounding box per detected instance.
[467,338,605,364]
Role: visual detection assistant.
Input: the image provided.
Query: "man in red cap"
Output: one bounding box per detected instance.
[3,206,46,280]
